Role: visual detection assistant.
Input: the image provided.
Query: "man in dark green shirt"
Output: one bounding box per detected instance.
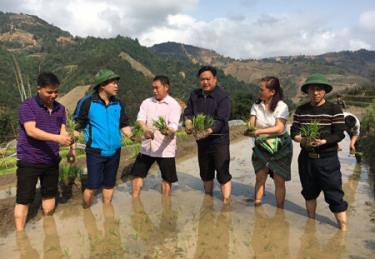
[291,74,348,231]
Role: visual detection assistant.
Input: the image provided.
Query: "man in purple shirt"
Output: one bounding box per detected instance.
[15,72,73,231]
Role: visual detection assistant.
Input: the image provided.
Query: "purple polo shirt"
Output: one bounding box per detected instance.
[17,95,66,166]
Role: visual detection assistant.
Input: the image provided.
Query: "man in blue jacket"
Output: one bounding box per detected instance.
[74,69,131,208]
[184,66,232,203]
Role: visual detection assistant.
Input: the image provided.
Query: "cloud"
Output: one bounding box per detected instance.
[140,13,373,58]
[0,0,198,37]
[359,10,375,31]
[0,1,373,58]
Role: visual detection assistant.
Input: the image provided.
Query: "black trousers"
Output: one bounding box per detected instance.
[197,143,232,184]
[298,151,348,213]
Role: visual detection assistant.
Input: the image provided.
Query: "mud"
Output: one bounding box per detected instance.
[0,130,374,258]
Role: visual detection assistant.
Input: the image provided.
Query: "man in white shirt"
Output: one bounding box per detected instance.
[343,112,360,154]
[130,75,181,198]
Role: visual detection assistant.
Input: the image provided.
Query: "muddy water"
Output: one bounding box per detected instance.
[1,137,374,258]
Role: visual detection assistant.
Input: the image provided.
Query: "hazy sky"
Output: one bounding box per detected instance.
[1,0,374,58]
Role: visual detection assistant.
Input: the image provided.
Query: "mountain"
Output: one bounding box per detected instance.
[151,42,375,103]
[0,12,254,116]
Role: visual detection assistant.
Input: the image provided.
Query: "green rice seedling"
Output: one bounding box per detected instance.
[59,165,83,185]
[153,116,170,135]
[66,111,78,143]
[244,121,256,137]
[130,122,145,143]
[300,121,321,145]
[192,114,214,131]
[192,114,214,140]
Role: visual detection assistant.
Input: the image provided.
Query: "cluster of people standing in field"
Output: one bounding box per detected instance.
[15,65,362,232]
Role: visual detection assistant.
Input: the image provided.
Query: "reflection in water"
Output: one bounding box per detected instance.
[43,216,64,258]
[343,163,362,214]
[193,196,231,259]
[251,207,290,258]
[83,204,123,258]
[297,220,346,259]
[16,231,40,259]
[131,197,178,258]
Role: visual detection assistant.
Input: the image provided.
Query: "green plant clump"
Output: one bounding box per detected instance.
[192,114,214,131]
[300,121,321,144]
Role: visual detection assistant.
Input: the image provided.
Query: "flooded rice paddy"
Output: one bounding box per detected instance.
[0,136,374,258]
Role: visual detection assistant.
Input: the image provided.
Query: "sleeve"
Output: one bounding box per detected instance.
[74,98,91,131]
[324,105,345,145]
[168,101,182,131]
[212,95,231,133]
[136,100,147,122]
[119,101,129,128]
[275,101,289,120]
[250,104,257,116]
[61,106,67,125]
[354,116,360,136]
[183,93,194,119]
[19,102,36,124]
[290,107,301,139]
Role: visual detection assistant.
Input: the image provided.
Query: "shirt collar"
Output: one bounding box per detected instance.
[35,94,60,111]
[92,92,117,104]
[152,95,171,104]
[198,85,219,97]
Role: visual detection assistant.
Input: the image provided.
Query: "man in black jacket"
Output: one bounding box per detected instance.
[184,66,232,203]
[291,73,348,230]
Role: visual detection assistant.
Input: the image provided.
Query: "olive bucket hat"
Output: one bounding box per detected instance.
[94,69,120,88]
[301,73,332,94]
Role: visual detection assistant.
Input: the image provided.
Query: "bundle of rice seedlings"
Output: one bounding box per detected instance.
[66,111,78,142]
[59,165,83,185]
[300,121,320,145]
[244,121,256,136]
[153,116,169,135]
[131,122,145,143]
[192,114,214,140]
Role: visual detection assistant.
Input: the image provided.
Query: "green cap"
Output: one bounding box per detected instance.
[94,69,120,88]
[301,73,332,93]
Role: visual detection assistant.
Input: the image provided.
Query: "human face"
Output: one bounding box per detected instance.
[308,85,326,105]
[152,80,168,101]
[199,71,217,93]
[38,84,59,107]
[258,81,275,102]
[101,79,119,97]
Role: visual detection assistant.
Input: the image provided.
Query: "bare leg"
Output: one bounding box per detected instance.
[334,211,348,231]
[41,197,56,216]
[14,204,29,231]
[203,180,214,195]
[305,199,317,219]
[161,180,172,197]
[221,181,231,204]
[132,177,144,198]
[273,175,286,209]
[254,168,268,206]
[102,188,114,204]
[83,188,96,208]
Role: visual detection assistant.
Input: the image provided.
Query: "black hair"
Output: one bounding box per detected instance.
[197,66,217,77]
[153,75,170,86]
[337,94,342,98]
[345,115,356,128]
[37,72,60,87]
[258,76,283,112]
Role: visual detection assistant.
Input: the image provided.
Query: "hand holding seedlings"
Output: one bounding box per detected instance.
[153,116,172,136]
[130,122,145,143]
[184,119,193,134]
[192,114,214,140]
[300,121,321,147]
[244,121,256,137]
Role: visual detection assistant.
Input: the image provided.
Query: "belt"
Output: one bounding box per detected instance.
[306,151,336,159]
